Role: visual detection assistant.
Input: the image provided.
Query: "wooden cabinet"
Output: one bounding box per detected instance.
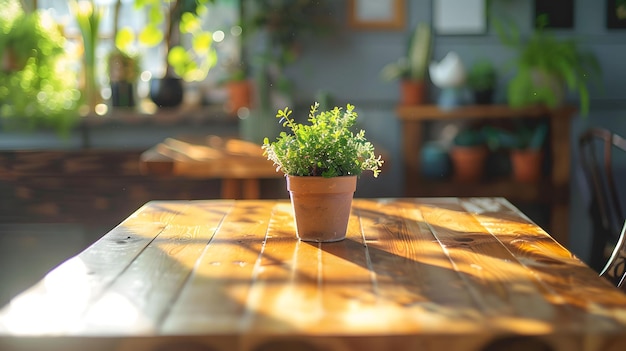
[396,104,576,245]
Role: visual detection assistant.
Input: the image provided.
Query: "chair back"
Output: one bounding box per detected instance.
[601,220,626,290]
[578,128,626,275]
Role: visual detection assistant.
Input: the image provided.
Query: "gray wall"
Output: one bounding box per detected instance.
[282,0,626,262]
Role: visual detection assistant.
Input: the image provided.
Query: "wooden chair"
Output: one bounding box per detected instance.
[578,127,626,289]
[601,220,626,290]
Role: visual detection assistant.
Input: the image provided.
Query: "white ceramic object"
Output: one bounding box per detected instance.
[429,52,466,89]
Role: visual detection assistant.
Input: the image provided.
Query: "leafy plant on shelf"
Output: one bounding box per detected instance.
[495,14,601,115]
[453,127,486,147]
[262,102,383,178]
[135,0,217,81]
[380,22,433,83]
[484,122,548,151]
[0,5,80,136]
[467,58,497,92]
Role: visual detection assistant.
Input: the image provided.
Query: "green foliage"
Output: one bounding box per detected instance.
[483,123,548,151]
[453,127,486,147]
[262,103,383,178]
[494,15,601,116]
[135,0,217,81]
[380,23,433,82]
[0,9,80,136]
[467,58,497,91]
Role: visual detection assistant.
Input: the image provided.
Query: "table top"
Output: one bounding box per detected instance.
[2,197,626,351]
[139,135,282,179]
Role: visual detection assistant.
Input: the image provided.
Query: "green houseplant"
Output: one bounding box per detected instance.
[449,127,488,183]
[240,0,333,143]
[485,122,548,183]
[0,6,80,136]
[262,102,383,242]
[495,15,601,115]
[380,22,433,105]
[108,0,140,108]
[466,58,497,105]
[135,0,217,107]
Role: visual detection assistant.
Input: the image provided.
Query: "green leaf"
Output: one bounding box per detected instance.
[138,25,162,47]
[180,12,200,34]
[115,27,135,52]
[192,32,213,53]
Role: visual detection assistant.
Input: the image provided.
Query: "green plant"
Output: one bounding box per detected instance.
[0,7,80,136]
[495,15,601,116]
[380,22,433,82]
[108,0,139,84]
[467,58,497,91]
[484,122,548,151]
[453,127,486,147]
[135,0,217,81]
[262,102,383,178]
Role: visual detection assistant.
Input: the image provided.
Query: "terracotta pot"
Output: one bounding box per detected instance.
[400,80,426,106]
[450,146,488,183]
[226,80,252,115]
[511,149,543,183]
[286,176,357,242]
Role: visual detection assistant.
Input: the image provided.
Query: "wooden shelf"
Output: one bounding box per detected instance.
[396,104,576,245]
[396,104,576,121]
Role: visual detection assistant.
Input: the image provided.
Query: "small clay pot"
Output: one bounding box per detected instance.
[511,149,543,183]
[286,176,357,242]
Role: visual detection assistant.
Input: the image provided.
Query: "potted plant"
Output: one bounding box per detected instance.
[449,127,488,183]
[507,123,548,183]
[221,58,252,116]
[262,102,383,242]
[135,0,217,107]
[466,58,497,105]
[0,6,80,136]
[108,0,139,108]
[380,22,433,105]
[240,0,333,143]
[495,15,601,115]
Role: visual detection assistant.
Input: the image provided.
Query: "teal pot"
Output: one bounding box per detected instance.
[150,76,183,108]
[420,142,451,179]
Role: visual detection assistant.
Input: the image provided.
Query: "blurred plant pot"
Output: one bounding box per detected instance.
[420,142,451,180]
[286,175,357,243]
[473,88,495,105]
[450,146,488,183]
[511,149,543,183]
[400,80,426,105]
[150,76,183,108]
[226,80,252,115]
[111,81,135,107]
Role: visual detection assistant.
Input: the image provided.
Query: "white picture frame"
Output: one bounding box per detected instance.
[433,0,487,35]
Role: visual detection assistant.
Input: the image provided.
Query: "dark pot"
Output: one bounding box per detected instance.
[473,88,494,105]
[111,81,135,107]
[150,77,183,108]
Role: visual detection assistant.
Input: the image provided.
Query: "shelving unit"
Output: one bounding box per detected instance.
[396,104,576,245]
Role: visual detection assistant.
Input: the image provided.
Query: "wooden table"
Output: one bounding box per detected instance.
[2,198,626,351]
[139,135,283,199]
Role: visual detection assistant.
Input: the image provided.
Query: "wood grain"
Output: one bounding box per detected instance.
[2,198,626,351]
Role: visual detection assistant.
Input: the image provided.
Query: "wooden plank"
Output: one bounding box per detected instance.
[240,201,326,334]
[161,200,275,335]
[352,199,485,333]
[76,200,234,334]
[0,201,188,335]
[415,197,568,334]
[459,197,626,330]
[396,104,574,121]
